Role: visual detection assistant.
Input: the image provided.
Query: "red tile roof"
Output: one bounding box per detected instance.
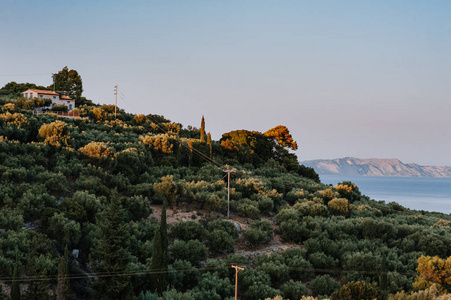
[60,96,72,100]
[25,89,59,96]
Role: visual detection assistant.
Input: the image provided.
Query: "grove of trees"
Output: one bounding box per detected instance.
[0,77,450,299]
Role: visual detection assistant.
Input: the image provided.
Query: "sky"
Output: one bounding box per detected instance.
[1,0,451,166]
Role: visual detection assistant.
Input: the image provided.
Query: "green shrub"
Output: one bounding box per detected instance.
[192,272,234,300]
[122,196,152,222]
[308,252,335,269]
[309,275,341,297]
[0,208,23,230]
[243,220,273,247]
[207,229,235,254]
[281,280,308,300]
[169,260,200,290]
[331,281,379,300]
[170,221,206,241]
[207,219,239,239]
[171,240,207,266]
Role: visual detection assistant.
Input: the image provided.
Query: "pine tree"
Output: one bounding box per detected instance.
[56,246,70,300]
[90,196,131,300]
[52,66,83,102]
[200,115,206,142]
[11,253,20,300]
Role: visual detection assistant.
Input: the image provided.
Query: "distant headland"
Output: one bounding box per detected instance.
[301,157,451,177]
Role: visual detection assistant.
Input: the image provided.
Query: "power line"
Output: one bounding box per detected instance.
[139,114,450,223]
[0,262,418,283]
[0,73,50,77]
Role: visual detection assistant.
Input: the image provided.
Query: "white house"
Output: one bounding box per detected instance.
[22,89,76,111]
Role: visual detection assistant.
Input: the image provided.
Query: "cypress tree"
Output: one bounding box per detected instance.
[0,284,7,300]
[150,225,167,293]
[25,237,51,300]
[90,196,131,300]
[188,140,193,167]
[56,246,70,300]
[207,132,212,158]
[150,202,168,293]
[379,253,388,300]
[160,201,168,264]
[11,253,20,300]
[23,271,48,300]
[200,115,206,142]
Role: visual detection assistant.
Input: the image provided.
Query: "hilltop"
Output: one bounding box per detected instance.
[302,157,451,177]
[0,75,451,299]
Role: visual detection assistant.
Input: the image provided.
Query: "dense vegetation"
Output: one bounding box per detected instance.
[0,73,450,300]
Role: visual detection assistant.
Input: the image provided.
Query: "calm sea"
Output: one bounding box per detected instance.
[320,175,451,215]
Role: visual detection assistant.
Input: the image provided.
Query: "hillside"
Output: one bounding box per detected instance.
[302,157,451,177]
[0,83,451,299]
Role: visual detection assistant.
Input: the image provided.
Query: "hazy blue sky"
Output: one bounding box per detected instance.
[1,0,450,166]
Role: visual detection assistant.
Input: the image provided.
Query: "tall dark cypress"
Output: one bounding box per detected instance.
[23,254,48,300]
[379,253,388,300]
[207,132,212,158]
[11,253,20,300]
[200,115,206,142]
[150,201,168,293]
[150,225,167,293]
[160,201,168,264]
[56,246,70,300]
[0,284,7,300]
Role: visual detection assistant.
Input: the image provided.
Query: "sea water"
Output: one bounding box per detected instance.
[320,175,451,215]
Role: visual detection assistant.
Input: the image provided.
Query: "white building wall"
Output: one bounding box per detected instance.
[22,90,75,111]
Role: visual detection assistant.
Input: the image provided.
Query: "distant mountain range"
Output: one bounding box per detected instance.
[301,157,451,177]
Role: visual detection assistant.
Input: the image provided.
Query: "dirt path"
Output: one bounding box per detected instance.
[149,205,302,258]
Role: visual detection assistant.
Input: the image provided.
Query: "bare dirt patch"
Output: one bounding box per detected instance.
[149,204,302,258]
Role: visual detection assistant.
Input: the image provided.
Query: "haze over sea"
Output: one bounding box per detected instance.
[320,175,451,215]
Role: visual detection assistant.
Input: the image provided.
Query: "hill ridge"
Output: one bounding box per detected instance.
[301,157,451,177]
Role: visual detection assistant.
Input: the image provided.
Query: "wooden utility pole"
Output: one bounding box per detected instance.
[52,73,56,92]
[223,169,235,218]
[114,85,118,119]
[232,265,244,300]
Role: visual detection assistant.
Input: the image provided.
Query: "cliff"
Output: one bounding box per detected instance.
[301,157,451,177]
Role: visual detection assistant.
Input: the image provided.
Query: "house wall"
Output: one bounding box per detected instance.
[22,89,75,111]
[55,99,76,111]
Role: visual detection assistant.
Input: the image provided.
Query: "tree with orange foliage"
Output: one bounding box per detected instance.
[413,255,451,293]
[264,125,298,150]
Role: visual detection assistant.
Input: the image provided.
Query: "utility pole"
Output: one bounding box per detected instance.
[223,168,235,219]
[231,265,244,300]
[52,73,56,92]
[114,85,118,119]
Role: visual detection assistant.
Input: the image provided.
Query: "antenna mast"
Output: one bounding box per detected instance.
[52,73,56,92]
[114,85,118,119]
[223,168,236,219]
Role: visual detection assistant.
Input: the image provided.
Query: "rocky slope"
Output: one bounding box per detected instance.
[301,157,451,177]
